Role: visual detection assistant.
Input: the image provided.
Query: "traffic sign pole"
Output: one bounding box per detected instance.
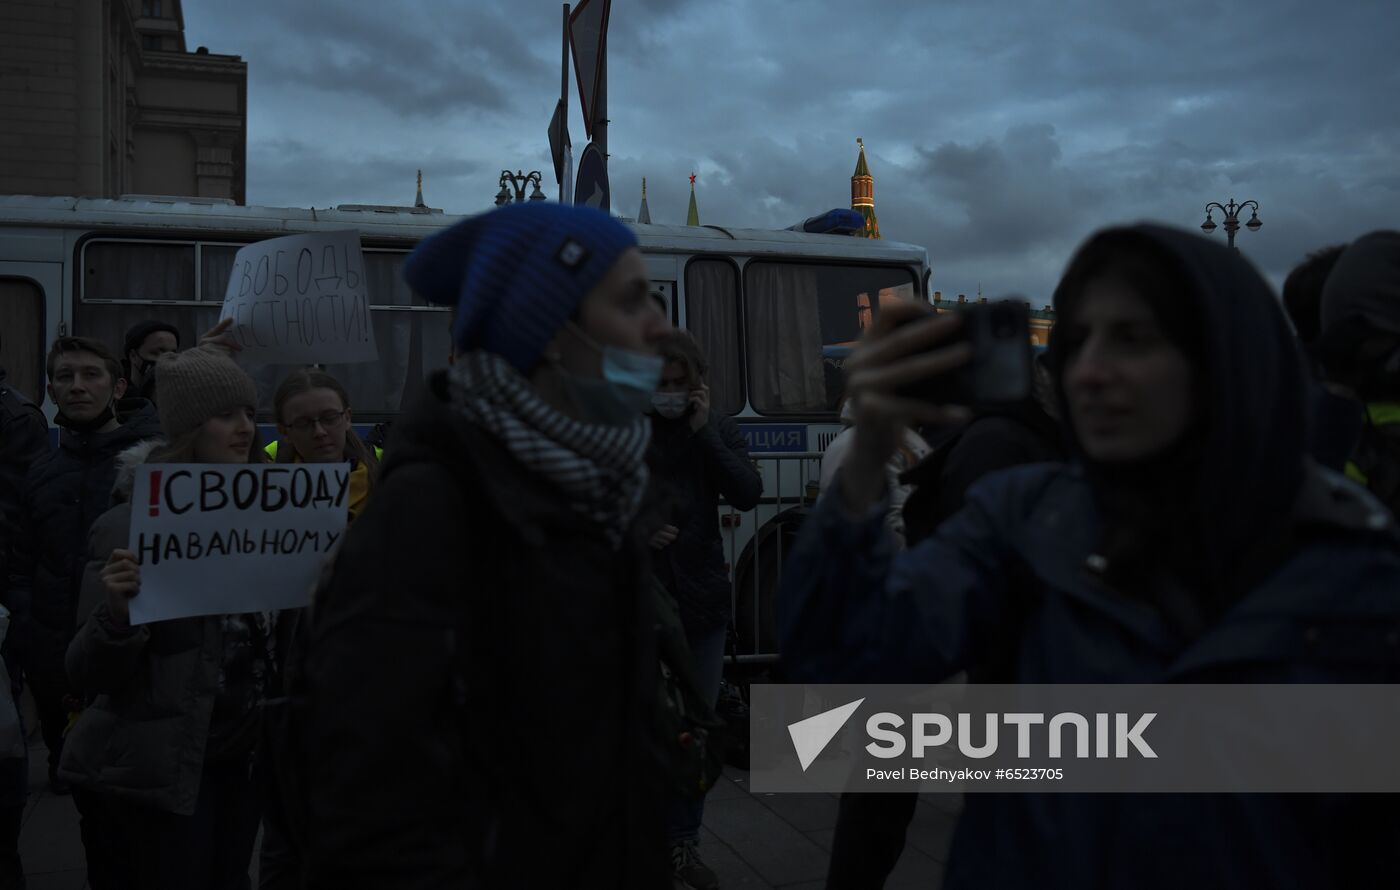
[560,3,569,200]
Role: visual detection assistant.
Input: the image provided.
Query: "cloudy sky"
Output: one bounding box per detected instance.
[183,0,1398,302]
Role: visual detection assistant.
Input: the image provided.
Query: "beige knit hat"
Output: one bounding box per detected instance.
[155,345,258,439]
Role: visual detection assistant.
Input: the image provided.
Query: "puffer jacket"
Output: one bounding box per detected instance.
[6,399,160,646]
[779,224,1400,889]
[304,370,668,890]
[647,413,761,633]
[59,441,266,816]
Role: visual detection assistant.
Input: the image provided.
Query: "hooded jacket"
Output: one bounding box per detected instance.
[303,371,667,890]
[6,397,160,646]
[779,225,1400,889]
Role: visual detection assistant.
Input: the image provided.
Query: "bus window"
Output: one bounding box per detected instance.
[78,240,216,367]
[744,262,915,414]
[0,278,45,404]
[684,259,743,416]
[237,251,450,417]
[85,241,195,301]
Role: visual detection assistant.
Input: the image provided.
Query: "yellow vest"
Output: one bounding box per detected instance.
[1344,402,1400,486]
[264,440,382,522]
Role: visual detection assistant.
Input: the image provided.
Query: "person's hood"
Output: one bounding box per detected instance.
[108,438,164,505]
[1319,230,1400,338]
[1049,223,1309,567]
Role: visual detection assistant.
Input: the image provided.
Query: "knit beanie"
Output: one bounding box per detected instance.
[154,345,258,439]
[123,320,182,357]
[402,202,638,373]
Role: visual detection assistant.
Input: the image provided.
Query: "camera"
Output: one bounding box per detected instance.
[894,300,1033,407]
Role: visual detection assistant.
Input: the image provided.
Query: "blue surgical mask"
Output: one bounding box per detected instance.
[651,391,690,419]
[558,323,664,425]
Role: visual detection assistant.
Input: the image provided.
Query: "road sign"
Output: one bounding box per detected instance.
[574,142,609,212]
[568,0,610,138]
[548,99,570,186]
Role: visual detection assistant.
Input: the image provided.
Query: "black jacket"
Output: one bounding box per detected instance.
[646,413,762,634]
[900,399,1064,545]
[0,368,48,668]
[304,372,668,890]
[6,398,160,648]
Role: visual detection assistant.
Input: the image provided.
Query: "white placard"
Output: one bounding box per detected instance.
[218,230,379,364]
[126,463,350,624]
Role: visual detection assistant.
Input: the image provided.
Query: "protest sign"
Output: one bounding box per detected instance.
[127,463,350,624]
[218,230,379,364]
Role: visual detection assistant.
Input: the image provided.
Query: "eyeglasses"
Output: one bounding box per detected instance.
[287,410,348,434]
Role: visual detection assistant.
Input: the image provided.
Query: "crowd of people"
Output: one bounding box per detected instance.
[0,201,1396,890]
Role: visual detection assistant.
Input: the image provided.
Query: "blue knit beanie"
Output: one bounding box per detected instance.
[403,202,638,373]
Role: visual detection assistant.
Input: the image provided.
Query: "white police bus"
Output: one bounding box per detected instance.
[0,194,932,661]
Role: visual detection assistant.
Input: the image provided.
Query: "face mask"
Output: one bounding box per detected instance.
[651,391,690,419]
[558,323,665,425]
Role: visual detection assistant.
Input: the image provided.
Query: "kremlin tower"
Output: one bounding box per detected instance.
[851,138,880,239]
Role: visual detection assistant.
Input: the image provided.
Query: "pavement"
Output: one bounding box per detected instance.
[18,736,959,890]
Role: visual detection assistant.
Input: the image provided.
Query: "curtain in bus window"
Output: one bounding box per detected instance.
[84,242,195,301]
[199,245,238,302]
[0,278,45,404]
[683,260,743,415]
[745,264,825,413]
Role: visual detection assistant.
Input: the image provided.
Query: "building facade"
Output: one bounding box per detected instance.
[0,0,246,202]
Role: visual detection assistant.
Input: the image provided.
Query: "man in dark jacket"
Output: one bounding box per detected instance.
[0,334,48,890]
[7,336,160,793]
[646,329,761,889]
[780,224,1400,888]
[120,320,180,404]
[1313,230,1400,514]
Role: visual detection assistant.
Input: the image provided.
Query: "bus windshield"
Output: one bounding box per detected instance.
[743,261,915,414]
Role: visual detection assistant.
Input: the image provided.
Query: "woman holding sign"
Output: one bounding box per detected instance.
[302,203,675,888]
[59,345,272,890]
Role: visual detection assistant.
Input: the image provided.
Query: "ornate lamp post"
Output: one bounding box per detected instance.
[1200,198,1262,249]
[494,170,548,206]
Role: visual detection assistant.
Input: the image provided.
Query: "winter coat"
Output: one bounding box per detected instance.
[58,441,272,816]
[5,399,160,659]
[819,425,930,546]
[900,399,1064,545]
[303,371,668,890]
[0,368,47,669]
[647,412,762,633]
[779,224,1400,889]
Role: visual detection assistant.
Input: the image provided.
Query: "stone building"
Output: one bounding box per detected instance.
[0,0,246,202]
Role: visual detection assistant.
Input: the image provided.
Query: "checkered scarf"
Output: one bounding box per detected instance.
[447,351,651,549]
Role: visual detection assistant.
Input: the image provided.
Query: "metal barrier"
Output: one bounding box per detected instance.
[718,451,827,666]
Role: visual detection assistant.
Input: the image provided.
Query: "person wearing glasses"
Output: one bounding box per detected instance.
[265,369,381,522]
[258,367,381,890]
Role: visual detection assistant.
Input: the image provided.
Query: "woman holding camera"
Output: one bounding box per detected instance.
[779,224,1400,888]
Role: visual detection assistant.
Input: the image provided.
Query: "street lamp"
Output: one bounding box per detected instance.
[494,170,548,206]
[1200,198,1262,250]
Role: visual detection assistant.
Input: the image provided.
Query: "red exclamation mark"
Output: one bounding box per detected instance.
[149,470,162,517]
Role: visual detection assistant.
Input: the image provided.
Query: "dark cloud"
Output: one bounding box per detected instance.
[182,0,1400,301]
